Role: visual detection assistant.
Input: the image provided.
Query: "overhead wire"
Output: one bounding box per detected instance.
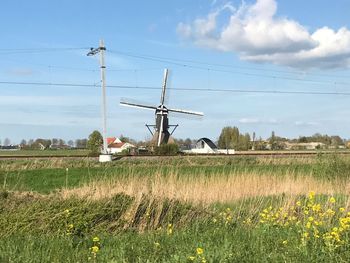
[107,49,349,80]
[0,80,350,96]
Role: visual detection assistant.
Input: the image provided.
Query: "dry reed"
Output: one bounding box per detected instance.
[61,171,350,204]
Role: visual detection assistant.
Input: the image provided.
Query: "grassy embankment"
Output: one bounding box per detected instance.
[1,155,350,262]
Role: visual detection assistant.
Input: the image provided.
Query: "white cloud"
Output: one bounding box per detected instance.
[177,0,350,69]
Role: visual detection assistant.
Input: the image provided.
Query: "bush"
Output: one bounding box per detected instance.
[154,144,179,155]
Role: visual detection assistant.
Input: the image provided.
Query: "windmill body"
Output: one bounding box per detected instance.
[120,69,203,146]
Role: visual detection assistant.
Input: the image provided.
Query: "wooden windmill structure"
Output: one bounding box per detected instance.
[120,69,204,146]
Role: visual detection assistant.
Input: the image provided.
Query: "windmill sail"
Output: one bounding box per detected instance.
[167,108,204,116]
[120,100,157,111]
[120,68,204,147]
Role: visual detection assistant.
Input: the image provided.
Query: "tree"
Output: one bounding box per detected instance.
[87,131,103,154]
[75,139,87,148]
[269,131,277,150]
[58,139,65,146]
[20,139,27,146]
[252,132,256,150]
[3,138,11,146]
[67,140,74,147]
[218,126,239,149]
[218,126,251,150]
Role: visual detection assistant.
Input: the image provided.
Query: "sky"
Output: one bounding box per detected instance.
[1,0,350,143]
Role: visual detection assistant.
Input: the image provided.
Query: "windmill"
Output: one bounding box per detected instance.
[120,69,204,146]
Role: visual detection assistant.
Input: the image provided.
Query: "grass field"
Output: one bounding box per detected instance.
[1,154,350,262]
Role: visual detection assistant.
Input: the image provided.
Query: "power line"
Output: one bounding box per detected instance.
[0,47,89,55]
[0,80,350,96]
[108,50,349,81]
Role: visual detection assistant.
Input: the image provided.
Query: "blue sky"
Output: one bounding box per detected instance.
[1,0,350,143]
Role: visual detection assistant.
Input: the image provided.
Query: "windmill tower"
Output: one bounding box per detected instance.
[120,69,204,146]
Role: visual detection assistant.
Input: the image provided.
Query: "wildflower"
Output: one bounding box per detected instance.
[167,224,173,235]
[296,201,301,206]
[154,242,160,247]
[196,247,204,255]
[303,232,309,238]
[92,236,100,242]
[329,197,336,204]
[339,207,345,212]
[188,256,195,261]
[91,246,99,253]
[308,191,315,199]
[312,204,321,212]
[282,240,288,245]
[326,209,335,216]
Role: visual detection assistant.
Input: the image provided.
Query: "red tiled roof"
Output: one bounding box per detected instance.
[108,142,125,148]
[107,137,117,145]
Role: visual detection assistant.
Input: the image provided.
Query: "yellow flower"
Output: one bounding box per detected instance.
[339,207,345,212]
[296,201,301,207]
[308,191,315,199]
[154,242,160,248]
[326,209,335,216]
[196,247,204,255]
[303,232,309,238]
[92,237,100,242]
[282,240,288,245]
[329,197,336,204]
[188,256,196,261]
[68,224,74,229]
[91,246,99,253]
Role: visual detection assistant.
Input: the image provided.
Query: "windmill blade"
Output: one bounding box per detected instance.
[160,68,168,105]
[168,108,204,116]
[120,99,157,111]
[157,114,165,147]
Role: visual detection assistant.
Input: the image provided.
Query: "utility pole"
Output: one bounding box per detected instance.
[87,39,112,162]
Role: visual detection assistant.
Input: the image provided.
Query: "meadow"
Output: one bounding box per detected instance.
[1,154,350,262]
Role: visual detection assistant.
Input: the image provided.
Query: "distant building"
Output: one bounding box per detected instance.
[107,137,136,154]
[49,144,71,150]
[0,145,19,151]
[285,142,326,150]
[184,138,235,154]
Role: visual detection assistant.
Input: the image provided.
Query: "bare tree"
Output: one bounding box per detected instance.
[67,140,74,147]
[4,138,11,146]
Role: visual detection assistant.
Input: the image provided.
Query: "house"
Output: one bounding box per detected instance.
[107,137,136,154]
[184,138,235,154]
[0,145,19,151]
[285,142,326,150]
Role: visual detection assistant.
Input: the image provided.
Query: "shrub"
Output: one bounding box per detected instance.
[154,144,179,155]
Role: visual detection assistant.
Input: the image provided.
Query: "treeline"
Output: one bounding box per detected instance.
[3,138,89,149]
[217,126,348,151]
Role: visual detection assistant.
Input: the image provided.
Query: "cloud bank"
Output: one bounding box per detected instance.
[177,0,350,69]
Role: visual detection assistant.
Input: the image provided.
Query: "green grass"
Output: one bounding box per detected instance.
[2,155,350,262]
[1,192,350,262]
[1,154,350,193]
